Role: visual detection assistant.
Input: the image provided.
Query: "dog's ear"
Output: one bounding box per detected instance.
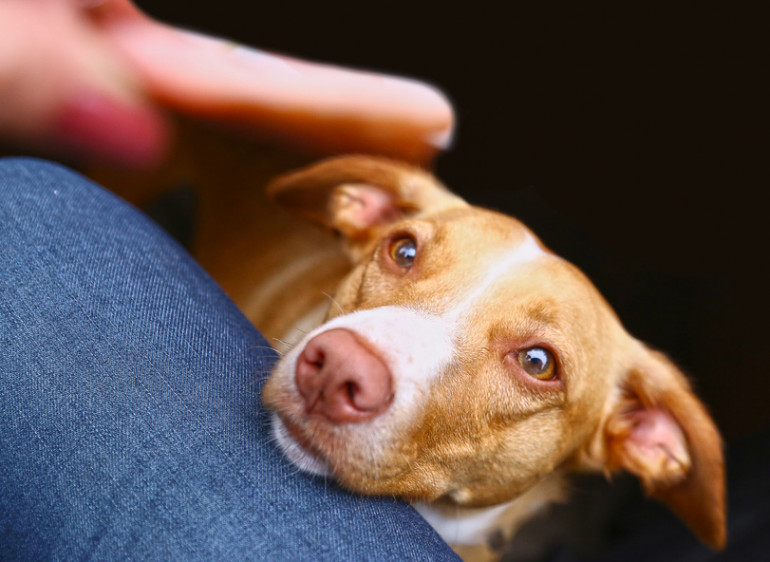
[266,155,463,240]
[589,347,726,549]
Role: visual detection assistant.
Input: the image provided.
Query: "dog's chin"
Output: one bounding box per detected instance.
[271,414,331,477]
[270,412,446,500]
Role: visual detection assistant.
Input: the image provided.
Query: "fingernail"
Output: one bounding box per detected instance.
[426,126,455,150]
[52,91,168,167]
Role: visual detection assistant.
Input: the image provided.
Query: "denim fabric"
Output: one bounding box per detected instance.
[0,158,458,561]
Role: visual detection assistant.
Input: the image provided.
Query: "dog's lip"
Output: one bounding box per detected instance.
[277,413,327,461]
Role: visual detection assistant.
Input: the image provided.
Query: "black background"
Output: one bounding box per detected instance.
[133,2,765,440]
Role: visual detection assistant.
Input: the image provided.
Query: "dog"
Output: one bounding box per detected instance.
[90,141,725,560]
[256,156,726,560]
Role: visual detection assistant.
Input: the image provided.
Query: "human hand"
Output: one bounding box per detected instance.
[0,0,167,167]
[0,0,454,168]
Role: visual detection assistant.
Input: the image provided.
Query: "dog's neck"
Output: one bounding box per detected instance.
[415,472,564,554]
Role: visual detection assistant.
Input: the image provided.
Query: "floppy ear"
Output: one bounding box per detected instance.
[597,347,726,549]
[266,155,463,241]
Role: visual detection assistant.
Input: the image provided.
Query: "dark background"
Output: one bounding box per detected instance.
[131,2,765,439]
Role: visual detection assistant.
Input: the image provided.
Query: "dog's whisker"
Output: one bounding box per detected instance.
[322,291,346,316]
[246,343,282,355]
[269,338,291,352]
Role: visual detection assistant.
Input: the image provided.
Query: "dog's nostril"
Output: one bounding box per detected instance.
[344,382,358,402]
[303,347,325,369]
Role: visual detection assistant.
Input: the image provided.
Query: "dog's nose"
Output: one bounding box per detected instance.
[295,329,393,423]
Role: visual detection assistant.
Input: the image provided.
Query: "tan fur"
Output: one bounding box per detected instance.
[90,138,725,559]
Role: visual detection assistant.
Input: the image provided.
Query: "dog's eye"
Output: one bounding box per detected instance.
[389,236,417,269]
[518,347,556,380]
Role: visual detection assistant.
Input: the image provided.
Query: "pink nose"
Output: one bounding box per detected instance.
[295,328,393,423]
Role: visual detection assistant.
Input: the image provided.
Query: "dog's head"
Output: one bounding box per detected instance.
[261,156,725,549]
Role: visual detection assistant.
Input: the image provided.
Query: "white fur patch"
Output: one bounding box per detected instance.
[415,501,518,545]
[444,233,547,325]
[271,413,331,476]
[414,474,564,545]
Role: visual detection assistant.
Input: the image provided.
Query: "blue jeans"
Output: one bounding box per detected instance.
[0,158,458,561]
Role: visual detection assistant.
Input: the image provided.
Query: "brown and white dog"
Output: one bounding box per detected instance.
[256,156,725,559]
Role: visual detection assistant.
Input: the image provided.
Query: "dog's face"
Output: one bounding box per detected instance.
[262,157,725,548]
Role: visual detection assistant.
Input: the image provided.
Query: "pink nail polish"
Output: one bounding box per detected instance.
[52,91,168,167]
